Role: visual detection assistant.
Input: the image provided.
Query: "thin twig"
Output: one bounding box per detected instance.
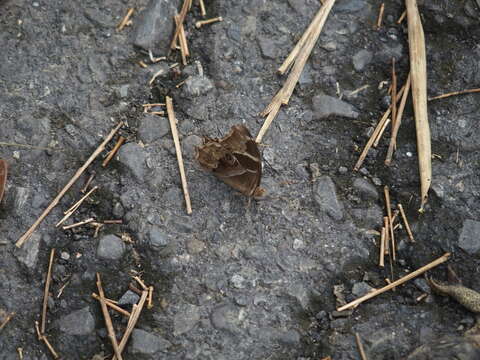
[428,88,480,101]
[337,253,451,311]
[397,10,406,24]
[62,217,95,230]
[166,96,192,214]
[376,3,385,29]
[385,74,411,165]
[355,333,368,360]
[372,118,391,148]
[112,290,148,360]
[391,58,397,134]
[398,203,415,242]
[103,136,126,167]
[384,186,396,261]
[16,122,123,248]
[174,15,189,65]
[257,0,335,143]
[354,84,406,170]
[80,171,96,194]
[0,312,14,332]
[198,0,206,16]
[97,274,123,360]
[117,8,134,31]
[147,286,154,309]
[195,16,223,28]
[41,249,55,334]
[169,0,191,50]
[35,321,60,359]
[56,186,99,227]
[103,219,123,224]
[379,227,386,267]
[133,276,148,291]
[92,293,131,317]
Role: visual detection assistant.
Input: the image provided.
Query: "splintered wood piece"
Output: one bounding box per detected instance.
[112,290,148,360]
[373,118,391,148]
[355,333,368,360]
[428,88,480,101]
[198,0,206,16]
[385,73,411,165]
[117,8,134,31]
[41,249,55,334]
[81,171,96,194]
[398,203,415,242]
[337,253,451,311]
[92,293,131,317]
[170,0,191,50]
[0,312,14,332]
[376,3,385,29]
[406,0,431,210]
[166,97,192,214]
[56,186,99,227]
[383,216,390,255]
[16,122,123,248]
[0,159,7,203]
[257,0,335,143]
[96,274,123,360]
[147,286,154,309]
[354,84,406,170]
[384,186,396,261]
[379,227,386,267]
[103,136,126,167]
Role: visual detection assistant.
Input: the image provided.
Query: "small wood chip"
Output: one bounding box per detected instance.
[117,8,134,31]
[376,3,385,29]
[195,16,223,28]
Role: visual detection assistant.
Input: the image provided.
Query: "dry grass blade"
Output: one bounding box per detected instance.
[256,0,335,143]
[376,3,385,29]
[16,122,123,248]
[103,136,126,167]
[398,203,415,242]
[41,249,55,334]
[406,0,431,210]
[385,73,411,165]
[0,159,7,203]
[337,253,451,311]
[379,227,386,267]
[391,58,397,132]
[428,88,480,101]
[117,8,134,31]
[170,0,191,50]
[384,186,396,261]
[0,312,14,332]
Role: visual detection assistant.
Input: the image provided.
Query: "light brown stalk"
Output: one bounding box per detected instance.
[398,203,415,242]
[428,88,480,101]
[384,186,396,261]
[355,333,369,360]
[376,3,385,29]
[170,0,191,50]
[379,227,386,267]
[41,249,55,334]
[103,136,126,167]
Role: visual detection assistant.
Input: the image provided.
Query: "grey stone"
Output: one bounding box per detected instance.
[118,84,129,98]
[186,238,205,254]
[352,282,374,297]
[210,304,240,334]
[276,329,301,345]
[58,307,95,335]
[312,94,359,120]
[230,274,246,289]
[129,329,171,354]
[353,49,373,71]
[12,187,30,215]
[182,135,203,160]
[257,36,280,59]
[96,234,125,260]
[313,176,344,221]
[353,178,379,200]
[15,233,41,269]
[174,303,201,336]
[138,114,170,144]
[458,220,480,255]
[118,290,140,305]
[148,226,170,249]
[183,75,214,97]
[335,0,367,13]
[133,0,179,54]
[351,205,383,228]
[117,142,147,181]
[287,0,309,16]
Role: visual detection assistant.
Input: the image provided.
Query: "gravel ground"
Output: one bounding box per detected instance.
[1,0,479,359]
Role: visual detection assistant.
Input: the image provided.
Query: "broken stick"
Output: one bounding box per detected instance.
[337,252,451,311]
[41,249,55,334]
[16,122,123,248]
[96,274,123,360]
[166,96,192,214]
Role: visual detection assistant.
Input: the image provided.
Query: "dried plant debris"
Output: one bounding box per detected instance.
[0,159,7,203]
[196,125,265,198]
